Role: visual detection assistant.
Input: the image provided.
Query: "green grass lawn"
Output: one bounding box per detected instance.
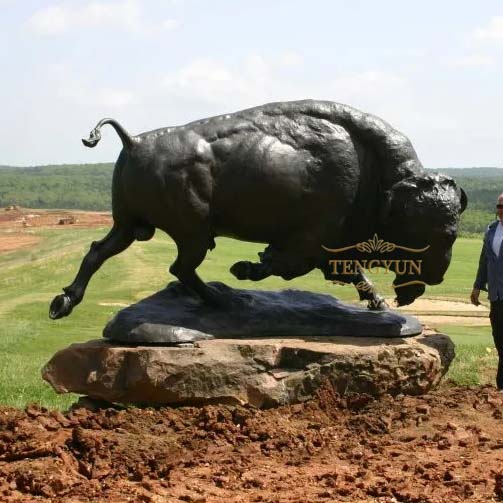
[429,237,485,301]
[0,227,494,409]
[439,325,497,386]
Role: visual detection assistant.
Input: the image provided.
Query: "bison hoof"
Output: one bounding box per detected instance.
[49,293,74,319]
[230,261,253,280]
[367,296,388,311]
[230,261,270,281]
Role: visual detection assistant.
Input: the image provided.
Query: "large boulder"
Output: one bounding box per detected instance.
[42,330,454,408]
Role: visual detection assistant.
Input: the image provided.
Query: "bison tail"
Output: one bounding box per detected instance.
[82,118,135,150]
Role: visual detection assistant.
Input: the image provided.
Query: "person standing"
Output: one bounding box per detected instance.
[471,193,503,389]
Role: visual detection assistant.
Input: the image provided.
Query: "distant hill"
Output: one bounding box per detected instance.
[0,163,114,211]
[428,167,503,212]
[427,167,503,236]
[0,163,501,235]
[431,167,503,178]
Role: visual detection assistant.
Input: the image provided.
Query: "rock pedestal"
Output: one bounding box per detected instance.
[42,329,454,408]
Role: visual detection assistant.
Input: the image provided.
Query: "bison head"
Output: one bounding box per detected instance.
[379,173,467,306]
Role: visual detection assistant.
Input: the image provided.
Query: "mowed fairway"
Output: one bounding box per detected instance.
[0,227,496,409]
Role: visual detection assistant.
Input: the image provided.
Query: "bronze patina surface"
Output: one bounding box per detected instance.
[49,100,467,336]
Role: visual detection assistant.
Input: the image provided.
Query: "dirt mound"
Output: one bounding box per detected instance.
[1,384,503,502]
[0,207,112,254]
[0,207,111,231]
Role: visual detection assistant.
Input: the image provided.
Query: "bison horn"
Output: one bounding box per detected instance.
[459,187,468,214]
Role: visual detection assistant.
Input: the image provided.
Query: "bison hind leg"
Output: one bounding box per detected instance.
[170,233,250,308]
[230,261,271,281]
[231,244,315,282]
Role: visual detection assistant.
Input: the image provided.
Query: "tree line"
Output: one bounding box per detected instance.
[0,164,113,211]
[0,164,501,236]
[434,168,502,236]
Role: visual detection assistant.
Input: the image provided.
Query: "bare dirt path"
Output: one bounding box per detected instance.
[396,299,490,327]
[1,384,503,502]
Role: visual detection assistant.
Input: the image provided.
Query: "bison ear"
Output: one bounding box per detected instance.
[459,187,468,214]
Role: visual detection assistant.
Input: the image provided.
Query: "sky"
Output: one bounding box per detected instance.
[1,0,503,168]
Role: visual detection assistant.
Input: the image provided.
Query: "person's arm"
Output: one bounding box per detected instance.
[471,236,488,306]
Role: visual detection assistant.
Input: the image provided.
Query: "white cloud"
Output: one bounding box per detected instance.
[26,0,178,35]
[96,89,134,107]
[277,51,303,68]
[163,58,233,104]
[322,70,423,141]
[27,5,68,34]
[47,63,135,107]
[159,58,413,126]
[453,54,496,68]
[162,55,285,106]
[161,18,179,30]
[330,70,406,108]
[473,16,503,41]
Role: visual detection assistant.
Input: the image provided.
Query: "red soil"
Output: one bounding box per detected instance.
[1,208,499,501]
[0,207,112,231]
[0,207,112,253]
[0,234,41,253]
[1,384,503,502]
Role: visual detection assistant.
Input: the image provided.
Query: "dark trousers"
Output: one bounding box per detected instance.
[490,300,503,389]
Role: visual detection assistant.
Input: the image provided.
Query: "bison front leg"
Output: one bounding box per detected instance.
[169,237,222,305]
[352,267,387,310]
[49,225,135,319]
[230,247,273,281]
[232,243,316,282]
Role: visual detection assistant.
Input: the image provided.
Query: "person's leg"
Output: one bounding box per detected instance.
[490,300,503,389]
